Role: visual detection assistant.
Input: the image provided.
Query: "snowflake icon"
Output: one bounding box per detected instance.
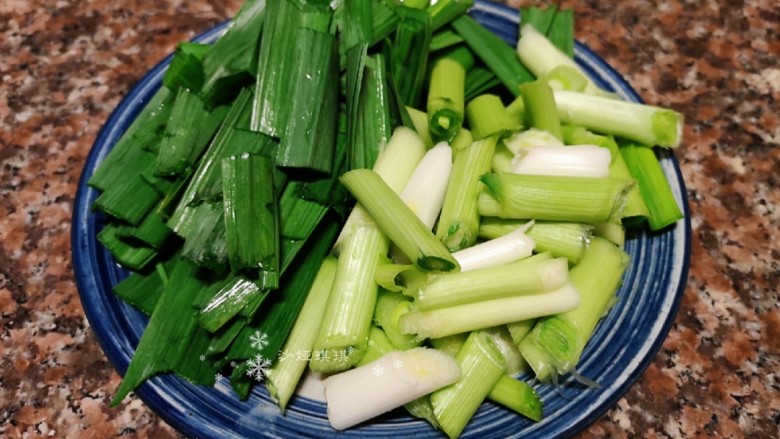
[250,330,269,351]
[392,359,403,370]
[215,372,224,382]
[371,364,385,377]
[246,354,271,381]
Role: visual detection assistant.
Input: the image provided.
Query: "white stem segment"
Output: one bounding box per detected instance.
[400,142,453,230]
[516,24,604,95]
[399,283,581,340]
[324,348,461,431]
[452,223,535,272]
[509,145,612,178]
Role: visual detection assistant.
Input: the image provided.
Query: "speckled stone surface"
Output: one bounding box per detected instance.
[1,0,778,437]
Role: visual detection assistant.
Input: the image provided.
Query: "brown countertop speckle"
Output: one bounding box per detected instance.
[1,0,778,438]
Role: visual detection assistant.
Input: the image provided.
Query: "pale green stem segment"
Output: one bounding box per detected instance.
[544,65,588,92]
[592,222,625,247]
[451,223,534,271]
[340,169,460,272]
[356,326,396,367]
[430,333,468,357]
[449,127,474,154]
[266,257,338,412]
[619,141,684,230]
[465,94,518,140]
[561,125,649,222]
[412,258,569,311]
[427,58,466,143]
[431,331,506,439]
[519,80,563,141]
[427,0,474,32]
[374,289,421,350]
[406,106,435,149]
[553,89,684,148]
[436,136,498,251]
[430,330,542,422]
[487,374,543,422]
[521,237,630,380]
[505,95,525,128]
[311,226,387,373]
[506,318,538,346]
[483,326,524,375]
[492,141,514,173]
[478,172,636,223]
[398,282,580,340]
[313,128,425,373]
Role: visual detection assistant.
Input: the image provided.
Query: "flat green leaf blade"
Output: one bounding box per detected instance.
[226,217,340,397]
[222,153,279,284]
[452,15,534,96]
[276,29,338,174]
[111,258,220,405]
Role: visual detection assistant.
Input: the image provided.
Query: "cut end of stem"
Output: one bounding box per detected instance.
[417,255,459,272]
[652,109,684,148]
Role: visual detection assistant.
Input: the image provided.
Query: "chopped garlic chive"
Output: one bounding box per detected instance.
[356,326,396,367]
[310,226,387,373]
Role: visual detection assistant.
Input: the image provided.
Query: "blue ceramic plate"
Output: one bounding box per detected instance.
[72,2,691,438]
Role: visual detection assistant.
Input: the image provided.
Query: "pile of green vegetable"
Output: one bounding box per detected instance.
[90,0,683,437]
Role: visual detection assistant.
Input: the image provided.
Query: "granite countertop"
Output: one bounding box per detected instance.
[2,0,778,437]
